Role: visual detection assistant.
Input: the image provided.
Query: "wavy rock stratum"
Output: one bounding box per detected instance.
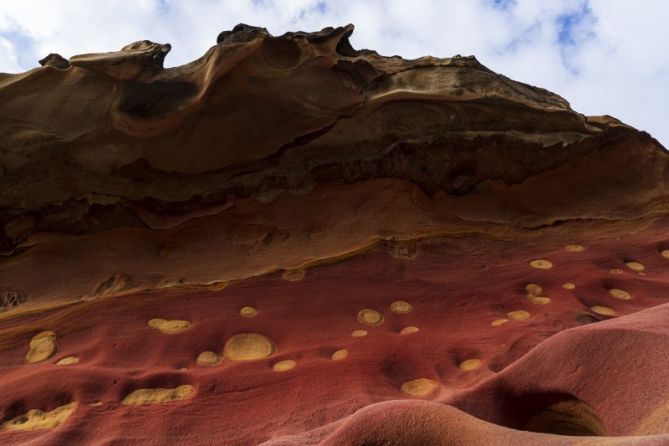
[1,24,668,445]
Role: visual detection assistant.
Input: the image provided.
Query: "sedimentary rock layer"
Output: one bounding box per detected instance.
[1,24,668,445]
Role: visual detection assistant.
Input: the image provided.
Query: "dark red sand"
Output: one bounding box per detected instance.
[1,219,669,445]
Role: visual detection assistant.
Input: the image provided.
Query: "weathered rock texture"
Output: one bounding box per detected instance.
[0,24,668,445]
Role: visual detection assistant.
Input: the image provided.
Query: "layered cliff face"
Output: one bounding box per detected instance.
[1,25,668,445]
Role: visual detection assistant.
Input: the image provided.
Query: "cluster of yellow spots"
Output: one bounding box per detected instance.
[23,332,80,367]
[662,250,669,259]
[121,385,195,406]
[0,402,77,431]
[400,378,437,396]
[354,300,425,396]
[586,286,632,319]
[357,300,415,332]
[525,283,551,305]
[530,259,553,270]
[458,359,482,371]
[500,243,651,332]
[148,318,191,334]
[491,310,530,327]
[187,302,308,369]
[391,301,419,334]
[526,246,629,321]
[239,306,258,318]
[25,331,57,363]
[353,300,421,348]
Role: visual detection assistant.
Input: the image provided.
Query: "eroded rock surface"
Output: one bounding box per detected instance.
[1,24,668,445]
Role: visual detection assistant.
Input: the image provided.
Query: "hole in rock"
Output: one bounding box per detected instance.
[263,37,301,69]
[499,392,606,436]
[524,398,607,436]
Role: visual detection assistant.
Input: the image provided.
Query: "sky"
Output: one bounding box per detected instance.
[0,0,667,147]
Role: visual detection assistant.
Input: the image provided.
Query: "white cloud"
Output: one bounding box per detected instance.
[0,36,22,72]
[0,0,667,147]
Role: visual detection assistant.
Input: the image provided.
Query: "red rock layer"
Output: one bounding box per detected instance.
[1,24,668,445]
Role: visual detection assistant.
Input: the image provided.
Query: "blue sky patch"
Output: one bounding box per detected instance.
[1,29,36,70]
[489,0,515,10]
[555,2,596,75]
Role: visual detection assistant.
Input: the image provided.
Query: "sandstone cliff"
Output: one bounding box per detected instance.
[0,25,668,446]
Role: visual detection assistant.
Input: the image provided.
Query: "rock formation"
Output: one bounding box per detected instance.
[0,24,668,445]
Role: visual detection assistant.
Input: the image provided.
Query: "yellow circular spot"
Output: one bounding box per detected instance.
[507,310,530,321]
[565,244,585,252]
[609,288,631,300]
[240,306,258,318]
[458,359,482,371]
[610,268,623,274]
[525,283,543,296]
[625,261,645,272]
[196,351,220,366]
[121,385,195,406]
[401,378,437,397]
[562,282,576,290]
[525,283,544,296]
[530,259,553,270]
[26,331,57,364]
[223,333,276,361]
[491,318,509,327]
[591,305,616,316]
[390,301,412,314]
[331,349,348,361]
[400,326,419,335]
[528,296,551,305]
[661,249,669,259]
[272,359,296,372]
[357,309,384,326]
[351,329,368,338]
[148,318,190,334]
[56,356,79,366]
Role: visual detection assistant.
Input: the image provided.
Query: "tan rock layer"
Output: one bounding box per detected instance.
[0,24,668,318]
